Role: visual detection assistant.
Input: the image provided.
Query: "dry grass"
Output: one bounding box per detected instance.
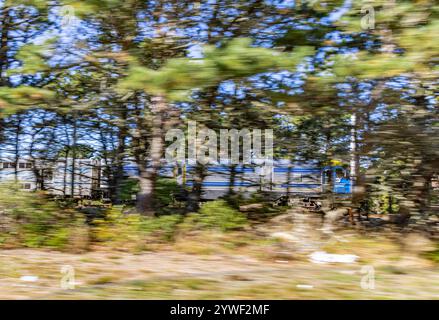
[0,210,438,299]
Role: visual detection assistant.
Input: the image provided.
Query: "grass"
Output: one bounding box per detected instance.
[1,239,439,299]
[63,278,221,299]
[423,245,439,263]
[88,276,118,285]
[1,208,438,299]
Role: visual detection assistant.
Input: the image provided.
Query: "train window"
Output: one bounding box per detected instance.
[334,168,345,182]
[324,169,332,184]
[16,162,33,169]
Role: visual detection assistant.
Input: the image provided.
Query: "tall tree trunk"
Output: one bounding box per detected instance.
[70,114,78,197]
[62,120,70,196]
[186,163,206,212]
[13,115,22,181]
[350,112,362,206]
[228,164,237,196]
[112,109,128,204]
[286,165,292,196]
[136,95,166,215]
[0,7,11,87]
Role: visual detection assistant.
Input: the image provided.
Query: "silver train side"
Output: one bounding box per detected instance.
[0,158,352,200]
[176,164,352,200]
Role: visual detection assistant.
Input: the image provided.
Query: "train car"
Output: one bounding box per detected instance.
[0,158,38,190]
[180,161,352,201]
[184,165,258,199]
[50,158,102,197]
[0,157,352,206]
[0,157,102,198]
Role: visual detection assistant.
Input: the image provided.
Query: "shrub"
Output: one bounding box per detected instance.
[118,178,140,202]
[154,178,186,214]
[139,214,183,241]
[0,183,88,250]
[183,200,248,232]
[92,207,183,244]
[424,243,439,263]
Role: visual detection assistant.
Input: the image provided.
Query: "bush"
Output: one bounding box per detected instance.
[0,183,247,251]
[154,178,186,214]
[0,183,88,250]
[91,206,142,243]
[424,243,439,263]
[183,200,248,232]
[139,214,183,241]
[118,178,140,202]
[92,207,183,244]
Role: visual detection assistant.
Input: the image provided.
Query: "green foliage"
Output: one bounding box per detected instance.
[44,228,70,248]
[118,38,313,100]
[333,53,418,79]
[86,199,247,248]
[334,0,438,80]
[139,215,183,241]
[154,178,183,211]
[0,183,87,249]
[92,207,183,244]
[92,200,247,247]
[63,0,129,16]
[423,243,439,264]
[6,0,49,11]
[0,87,54,116]
[118,178,140,202]
[183,200,248,232]
[9,43,51,76]
[57,144,95,158]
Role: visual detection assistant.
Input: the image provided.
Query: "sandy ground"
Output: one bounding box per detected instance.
[1,210,438,299]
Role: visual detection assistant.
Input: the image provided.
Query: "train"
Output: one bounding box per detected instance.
[0,157,352,203]
[179,162,351,200]
[0,157,102,197]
